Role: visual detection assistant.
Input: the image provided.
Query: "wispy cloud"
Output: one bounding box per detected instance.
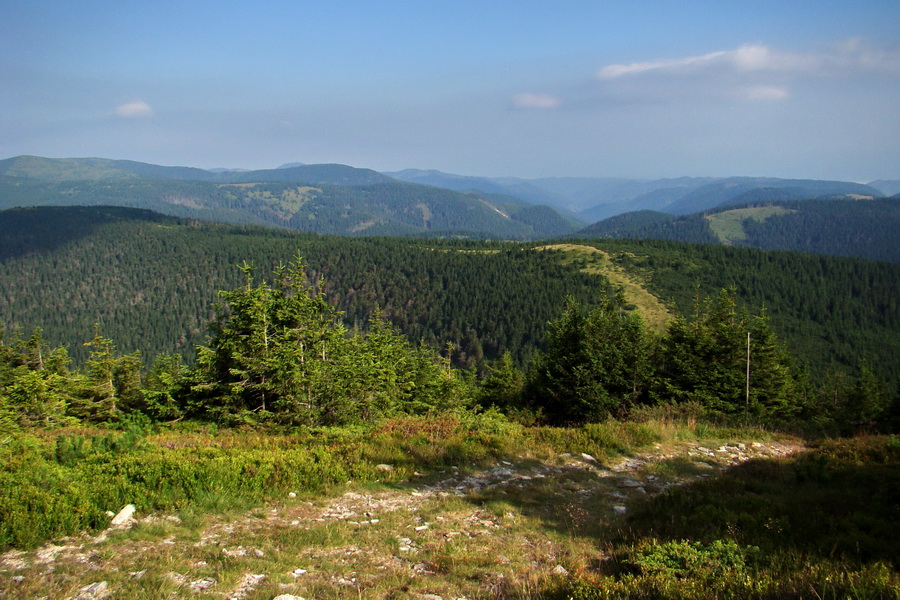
[742,85,790,101]
[588,40,900,105]
[511,92,561,109]
[115,100,154,118]
[597,40,900,81]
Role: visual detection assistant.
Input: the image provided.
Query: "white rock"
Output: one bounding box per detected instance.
[552,564,569,575]
[581,453,598,463]
[75,581,109,599]
[618,477,643,488]
[613,505,627,515]
[110,504,136,526]
[272,596,306,600]
[189,577,216,592]
[288,492,297,498]
[375,464,394,472]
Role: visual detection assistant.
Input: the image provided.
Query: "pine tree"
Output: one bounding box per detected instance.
[527,292,653,423]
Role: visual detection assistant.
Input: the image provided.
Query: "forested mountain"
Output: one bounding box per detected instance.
[1,206,898,390]
[0,155,393,186]
[0,156,579,239]
[0,206,602,369]
[3,156,891,234]
[578,198,900,262]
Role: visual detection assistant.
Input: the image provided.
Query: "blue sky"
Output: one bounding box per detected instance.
[3,1,899,181]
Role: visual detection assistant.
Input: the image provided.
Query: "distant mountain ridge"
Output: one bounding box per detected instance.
[0,155,579,239]
[1,155,894,241]
[386,167,888,222]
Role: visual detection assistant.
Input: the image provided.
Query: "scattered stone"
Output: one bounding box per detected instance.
[613,505,627,515]
[412,562,434,574]
[580,453,598,463]
[290,568,308,577]
[288,492,297,498]
[252,548,265,558]
[272,596,306,600]
[552,564,569,576]
[227,573,265,599]
[189,577,216,592]
[375,464,394,472]
[414,524,429,531]
[420,594,444,600]
[618,477,643,488]
[128,570,146,579]
[11,575,24,583]
[109,504,136,527]
[72,581,109,599]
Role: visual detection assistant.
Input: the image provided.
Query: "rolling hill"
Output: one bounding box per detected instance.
[577,198,900,262]
[0,156,579,240]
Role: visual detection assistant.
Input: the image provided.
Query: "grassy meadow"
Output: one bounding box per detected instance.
[1,412,897,599]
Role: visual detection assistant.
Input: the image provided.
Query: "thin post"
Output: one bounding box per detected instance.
[745,331,751,419]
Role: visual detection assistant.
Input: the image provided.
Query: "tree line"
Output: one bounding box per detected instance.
[2,256,895,436]
[2,206,899,390]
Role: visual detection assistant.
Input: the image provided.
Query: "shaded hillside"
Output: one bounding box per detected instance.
[578,199,900,262]
[0,206,602,367]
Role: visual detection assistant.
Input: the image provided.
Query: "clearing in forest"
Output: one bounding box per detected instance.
[537,243,671,331]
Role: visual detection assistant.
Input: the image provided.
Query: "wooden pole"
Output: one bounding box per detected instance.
[745,331,751,419]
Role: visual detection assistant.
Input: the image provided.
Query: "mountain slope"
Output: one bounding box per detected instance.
[2,206,898,388]
[577,198,900,262]
[0,157,579,239]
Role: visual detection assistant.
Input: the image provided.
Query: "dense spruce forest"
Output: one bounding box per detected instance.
[0,206,603,369]
[1,206,899,396]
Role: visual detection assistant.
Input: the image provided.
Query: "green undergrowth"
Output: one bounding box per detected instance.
[555,435,900,600]
[0,410,667,550]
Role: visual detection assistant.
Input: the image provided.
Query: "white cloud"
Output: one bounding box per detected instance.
[597,40,900,81]
[511,92,561,109]
[115,100,154,118]
[597,49,730,79]
[742,85,790,101]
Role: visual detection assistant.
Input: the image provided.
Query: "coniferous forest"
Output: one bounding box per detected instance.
[1,205,897,434]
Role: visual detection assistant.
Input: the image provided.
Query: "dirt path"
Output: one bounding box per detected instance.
[1,439,803,600]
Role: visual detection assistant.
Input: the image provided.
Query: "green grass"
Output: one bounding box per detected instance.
[557,435,900,599]
[705,206,796,245]
[2,416,896,599]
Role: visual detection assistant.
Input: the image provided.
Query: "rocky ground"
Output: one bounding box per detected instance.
[1,439,803,600]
